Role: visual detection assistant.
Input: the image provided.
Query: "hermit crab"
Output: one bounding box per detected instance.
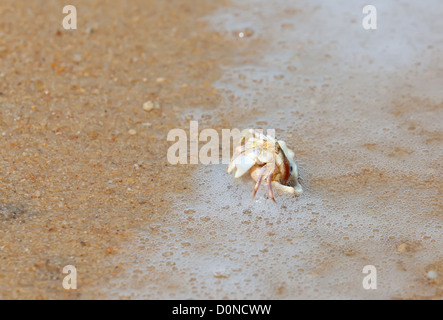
[227,129,303,201]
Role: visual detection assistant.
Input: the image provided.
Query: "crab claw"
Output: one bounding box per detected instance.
[228,154,256,178]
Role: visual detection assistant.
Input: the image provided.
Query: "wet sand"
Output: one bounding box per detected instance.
[0,0,442,299]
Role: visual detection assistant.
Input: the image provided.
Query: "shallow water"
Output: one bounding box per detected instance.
[104,0,442,299]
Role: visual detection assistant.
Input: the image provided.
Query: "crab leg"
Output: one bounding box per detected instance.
[267,172,275,202]
[251,165,267,200]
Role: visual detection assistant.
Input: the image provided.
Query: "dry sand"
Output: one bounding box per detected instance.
[0,0,442,300]
[0,0,237,299]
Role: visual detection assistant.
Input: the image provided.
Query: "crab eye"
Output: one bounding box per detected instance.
[290,164,293,172]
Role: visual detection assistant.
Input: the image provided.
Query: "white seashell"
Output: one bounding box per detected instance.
[244,148,260,161]
[258,150,273,164]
